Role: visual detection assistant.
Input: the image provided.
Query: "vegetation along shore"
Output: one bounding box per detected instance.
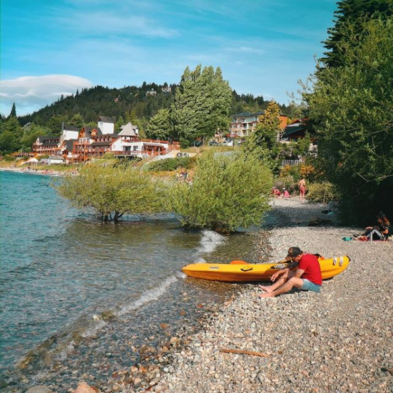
[2,1,393,392]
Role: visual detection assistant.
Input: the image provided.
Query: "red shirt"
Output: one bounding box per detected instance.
[298,253,322,285]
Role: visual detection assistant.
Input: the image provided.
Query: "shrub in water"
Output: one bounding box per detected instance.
[166,151,273,233]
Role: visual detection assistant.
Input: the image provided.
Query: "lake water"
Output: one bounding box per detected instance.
[0,170,267,392]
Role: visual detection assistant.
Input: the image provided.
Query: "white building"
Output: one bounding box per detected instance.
[118,122,139,138]
[60,123,79,144]
[97,116,115,135]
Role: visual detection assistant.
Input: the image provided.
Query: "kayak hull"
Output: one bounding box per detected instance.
[182,256,350,282]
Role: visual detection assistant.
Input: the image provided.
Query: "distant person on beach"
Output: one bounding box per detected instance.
[355,212,391,241]
[283,188,291,198]
[272,187,281,198]
[298,178,306,201]
[259,247,322,298]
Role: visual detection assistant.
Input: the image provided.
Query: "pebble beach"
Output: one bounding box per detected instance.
[24,197,393,393]
[149,197,393,393]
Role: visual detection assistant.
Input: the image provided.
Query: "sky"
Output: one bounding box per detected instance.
[0,0,338,117]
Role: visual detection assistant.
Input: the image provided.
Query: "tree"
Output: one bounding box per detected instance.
[243,101,281,163]
[115,115,125,132]
[20,124,50,151]
[166,151,273,233]
[8,103,17,118]
[69,113,84,129]
[306,17,393,223]
[172,65,232,146]
[55,163,164,222]
[0,131,18,153]
[322,0,393,68]
[146,108,172,140]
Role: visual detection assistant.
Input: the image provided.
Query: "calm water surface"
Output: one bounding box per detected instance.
[0,170,265,392]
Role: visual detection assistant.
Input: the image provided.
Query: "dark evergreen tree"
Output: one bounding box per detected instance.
[8,103,17,118]
[146,109,172,140]
[171,65,232,146]
[322,0,393,68]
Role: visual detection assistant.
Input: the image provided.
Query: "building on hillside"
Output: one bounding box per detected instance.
[59,139,78,163]
[281,119,308,142]
[48,155,65,165]
[60,124,79,144]
[280,119,318,156]
[113,139,169,159]
[229,111,288,138]
[146,89,157,97]
[118,122,139,139]
[97,116,115,135]
[32,136,61,156]
[72,126,118,162]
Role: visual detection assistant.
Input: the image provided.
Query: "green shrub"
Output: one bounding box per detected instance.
[307,182,339,204]
[147,157,193,172]
[274,175,296,193]
[55,163,164,222]
[3,155,17,162]
[166,151,273,233]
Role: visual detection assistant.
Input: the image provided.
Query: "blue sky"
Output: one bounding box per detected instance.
[1,0,338,116]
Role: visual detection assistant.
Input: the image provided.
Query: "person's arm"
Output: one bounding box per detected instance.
[294,268,305,278]
[270,268,289,282]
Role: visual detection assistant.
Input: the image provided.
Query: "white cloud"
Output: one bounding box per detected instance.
[225,46,265,55]
[0,75,93,116]
[57,10,178,39]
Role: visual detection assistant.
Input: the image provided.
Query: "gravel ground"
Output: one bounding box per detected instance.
[150,197,393,393]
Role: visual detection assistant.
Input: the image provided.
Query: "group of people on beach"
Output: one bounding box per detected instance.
[271,178,306,200]
[260,210,391,298]
[354,212,391,241]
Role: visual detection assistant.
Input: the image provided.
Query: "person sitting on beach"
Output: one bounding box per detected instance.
[282,188,291,198]
[272,187,281,198]
[355,212,391,241]
[259,247,322,298]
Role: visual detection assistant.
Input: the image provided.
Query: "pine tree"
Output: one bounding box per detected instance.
[322,0,393,67]
[171,65,232,146]
[243,101,281,162]
[8,103,17,118]
[146,109,172,140]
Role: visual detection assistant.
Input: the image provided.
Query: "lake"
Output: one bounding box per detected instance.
[0,170,267,392]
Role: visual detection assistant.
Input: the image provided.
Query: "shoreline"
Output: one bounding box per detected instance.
[148,198,393,392]
[20,198,393,392]
[0,167,64,176]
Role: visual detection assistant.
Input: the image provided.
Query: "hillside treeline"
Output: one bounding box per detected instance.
[10,80,291,135]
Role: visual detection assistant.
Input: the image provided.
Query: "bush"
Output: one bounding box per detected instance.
[147,157,194,172]
[274,175,296,193]
[55,163,164,222]
[166,151,273,233]
[307,182,339,204]
[3,155,17,162]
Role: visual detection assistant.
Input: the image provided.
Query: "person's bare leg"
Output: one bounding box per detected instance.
[259,276,287,293]
[259,270,295,293]
[260,277,304,298]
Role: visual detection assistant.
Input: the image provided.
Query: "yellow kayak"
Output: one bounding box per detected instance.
[182,256,350,282]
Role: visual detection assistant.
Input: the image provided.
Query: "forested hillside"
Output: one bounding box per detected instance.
[0,65,294,152]
[15,82,288,133]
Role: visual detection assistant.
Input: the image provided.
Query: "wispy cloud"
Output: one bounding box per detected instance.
[225,46,265,55]
[57,11,178,38]
[0,75,93,116]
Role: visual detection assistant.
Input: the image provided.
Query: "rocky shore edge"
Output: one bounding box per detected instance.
[27,198,393,393]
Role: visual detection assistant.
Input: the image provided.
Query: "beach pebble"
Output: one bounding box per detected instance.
[147,198,393,393]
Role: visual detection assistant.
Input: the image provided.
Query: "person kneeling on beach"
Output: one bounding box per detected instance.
[259,247,322,298]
